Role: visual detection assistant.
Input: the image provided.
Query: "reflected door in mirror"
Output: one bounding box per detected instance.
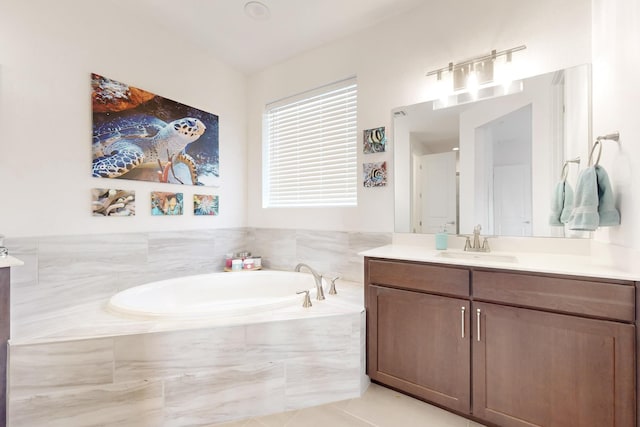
[474,105,532,236]
[494,164,532,235]
[416,151,457,233]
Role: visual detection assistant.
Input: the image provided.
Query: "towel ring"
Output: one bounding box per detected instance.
[588,139,602,166]
[560,157,580,180]
[560,162,569,181]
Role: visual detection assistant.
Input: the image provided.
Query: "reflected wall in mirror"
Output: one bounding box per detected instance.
[394,64,591,238]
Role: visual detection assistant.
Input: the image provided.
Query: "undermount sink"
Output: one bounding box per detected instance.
[436,251,518,263]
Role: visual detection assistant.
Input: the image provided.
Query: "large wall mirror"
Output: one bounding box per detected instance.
[394,64,591,238]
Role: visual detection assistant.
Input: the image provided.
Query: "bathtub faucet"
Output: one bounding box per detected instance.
[294,263,325,300]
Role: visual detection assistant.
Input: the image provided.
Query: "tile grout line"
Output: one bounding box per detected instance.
[339,407,380,427]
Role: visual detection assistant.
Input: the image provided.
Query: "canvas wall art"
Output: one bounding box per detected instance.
[363,126,386,154]
[363,161,387,187]
[91,73,219,186]
[194,194,219,216]
[91,188,135,216]
[151,192,183,216]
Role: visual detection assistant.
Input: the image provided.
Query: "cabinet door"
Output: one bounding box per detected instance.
[472,302,635,427]
[367,285,470,412]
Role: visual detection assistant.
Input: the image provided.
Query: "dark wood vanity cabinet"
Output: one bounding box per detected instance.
[365,257,637,427]
[365,259,471,412]
[368,286,471,412]
[473,301,634,427]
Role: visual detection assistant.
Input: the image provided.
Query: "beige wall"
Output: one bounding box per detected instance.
[591,0,640,251]
[0,0,248,237]
[247,0,592,233]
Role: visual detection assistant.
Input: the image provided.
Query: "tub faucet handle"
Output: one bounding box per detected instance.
[326,274,340,295]
[296,290,312,308]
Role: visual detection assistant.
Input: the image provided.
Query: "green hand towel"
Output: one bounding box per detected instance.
[549,181,574,226]
[560,181,574,224]
[569,165,620,230]
[569,166,599,231]
[595,165,620,226]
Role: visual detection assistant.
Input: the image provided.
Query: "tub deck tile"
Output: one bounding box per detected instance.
[163,362,286,427]
[244,314,354,361]
[114,324,247,382]
[284,352,361,411]
[8,379,164,427]
[9,338,115,399]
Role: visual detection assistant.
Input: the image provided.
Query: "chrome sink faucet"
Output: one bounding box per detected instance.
[464,224,491,252]
[295,263,325,300]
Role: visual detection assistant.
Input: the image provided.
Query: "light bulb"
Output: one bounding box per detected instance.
[466,65,479,99]
[436,71,450,107]
[499,51,514,90]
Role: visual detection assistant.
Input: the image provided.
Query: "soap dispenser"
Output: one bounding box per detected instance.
[435,224,449,250]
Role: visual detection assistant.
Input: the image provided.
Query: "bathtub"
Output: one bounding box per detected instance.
[12,270,366,426]
[107,270,317,319]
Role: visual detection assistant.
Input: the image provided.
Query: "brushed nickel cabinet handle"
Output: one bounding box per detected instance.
[476,308,481,342]
[461,306,466,338]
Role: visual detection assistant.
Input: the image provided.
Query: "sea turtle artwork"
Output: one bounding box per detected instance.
[91,73,220,186]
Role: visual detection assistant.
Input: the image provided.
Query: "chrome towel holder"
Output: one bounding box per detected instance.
[560,157,581,180]
[589,132,620,166]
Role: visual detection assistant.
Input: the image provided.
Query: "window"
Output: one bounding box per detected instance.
[264,77,357,207]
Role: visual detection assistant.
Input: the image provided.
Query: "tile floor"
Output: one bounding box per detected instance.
[213,383,486,427]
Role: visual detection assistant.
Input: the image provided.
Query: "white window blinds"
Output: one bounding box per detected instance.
[264,78,358,207]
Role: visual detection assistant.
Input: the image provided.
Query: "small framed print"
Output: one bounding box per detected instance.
[194,194,219,216]
[92,188,135,216]
[151,192,183,216]
[363,161,387,187]
[363,126,386,154]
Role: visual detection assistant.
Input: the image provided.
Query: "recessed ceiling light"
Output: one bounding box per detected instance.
[452,147,460,151]
[244,1,270,21]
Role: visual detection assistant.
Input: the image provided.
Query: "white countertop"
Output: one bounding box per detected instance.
[360,244,640,282]
[0,255,24,269]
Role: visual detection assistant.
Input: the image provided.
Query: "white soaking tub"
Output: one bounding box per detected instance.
[107,270,317,319]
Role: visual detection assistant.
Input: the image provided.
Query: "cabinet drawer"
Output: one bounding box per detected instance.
[367,258,469,297]
[473,270,635,322]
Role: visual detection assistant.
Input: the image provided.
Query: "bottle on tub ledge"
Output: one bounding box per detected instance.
[225,251,262,272]
[242,255,262,270]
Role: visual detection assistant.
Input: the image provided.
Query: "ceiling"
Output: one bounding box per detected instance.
[127,0,425,75]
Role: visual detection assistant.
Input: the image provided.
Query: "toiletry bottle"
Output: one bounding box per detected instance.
[435,225,449,250]
[225,253,233,269]
[243,257,255,270]
[231,259,243,271]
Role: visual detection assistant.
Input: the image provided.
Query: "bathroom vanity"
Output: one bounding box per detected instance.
[363,250,637,427]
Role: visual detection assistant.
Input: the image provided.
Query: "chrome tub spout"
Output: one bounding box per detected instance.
[294,263,325,300]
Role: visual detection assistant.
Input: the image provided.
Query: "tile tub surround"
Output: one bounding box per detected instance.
[3,228,378,426]
[8,291,366,426]
[5,228,390,341]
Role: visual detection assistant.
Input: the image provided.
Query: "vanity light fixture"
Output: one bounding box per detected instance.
[427,45,526,110]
